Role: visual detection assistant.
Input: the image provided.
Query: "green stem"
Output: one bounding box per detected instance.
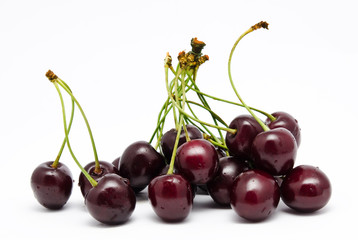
[167,114,184,175]
[56,79,101,173]
[185,77,275,121]
[228,26,270,132]
[52,96,75,168]
[53,82,97,187]
[165,67,237,135]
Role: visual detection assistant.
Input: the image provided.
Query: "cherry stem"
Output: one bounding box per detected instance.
[185,79,275,121]
[165,66,237,135]
[56,79,102,174]
[228,22,270,132]
[165,65,185,175]
[51,95,75,168]
[53,81,98,187]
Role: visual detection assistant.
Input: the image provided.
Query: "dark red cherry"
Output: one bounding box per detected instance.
[230,169,280,222]
[280,165,331,213]
[31,161,73,210]
[265,111,301,147]
[251,128,297,176]
[160,124,203,162]
[148,174,193,222]
[207,156,249,206]
[175,139,219,185]
[119,141,166,193]
[85,173,136,225]
[225,115,263,159]
[78,160,119,197]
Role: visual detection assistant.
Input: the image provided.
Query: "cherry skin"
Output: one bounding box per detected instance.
[85,173,136,225]
[230,169,280,222]
[119,141,166,193]
[175,139,219,185]
[251,128,297,176]
[78,160,119,197]
[148,174,193,222]
[265,111,301,147]
[31,161,73,210]
[160,124,202,162]
[225,115,263,159]
[280,165,331,213]
[207,156,250,206]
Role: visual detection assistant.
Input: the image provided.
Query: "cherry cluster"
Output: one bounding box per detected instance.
[31,21,331,225]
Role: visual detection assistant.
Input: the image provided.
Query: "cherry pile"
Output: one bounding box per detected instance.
[31,21,331,224]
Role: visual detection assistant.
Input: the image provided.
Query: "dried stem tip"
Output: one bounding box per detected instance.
[46,70,58,81]
[251,21,269,31]
[164,52,173,68]
[190,38,206,55]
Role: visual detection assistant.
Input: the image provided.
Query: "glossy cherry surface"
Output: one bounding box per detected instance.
[251,128,297,176]
[225,115,263,159]
[148,174,193,222]
[280,165,331,212]
[85,173,136,225]
[119,141,166,193]
[265,111,301,147]
[175,139,219,185]
[78,160,119,197]
[160,124,202,162]
[31,161,73,210]
[207,156,249,206]
[230,169,280,222]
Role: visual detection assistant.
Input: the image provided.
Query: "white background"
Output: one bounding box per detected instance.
[1,0,357,239]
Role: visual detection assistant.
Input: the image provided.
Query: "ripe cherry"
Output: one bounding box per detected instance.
[31,161,73,210]
[207,156,249,206]
[78,160,119,197]
[225,115,263,159]
[119,141,166,193]
[85,173,136,225]
[251,128,297,176]
[265,111,301,147]
[148,174,193,222]
[160,124,202,162]
[175,139,219,185]
[230,169,280,222]
[280,165,331,213]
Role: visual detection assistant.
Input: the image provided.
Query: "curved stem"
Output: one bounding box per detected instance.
[52,96,75,168]
[186,78,275,120]
[165,68,237,135]
[228,24,270,132]
[53,82,97,187]
[56,79,101,173]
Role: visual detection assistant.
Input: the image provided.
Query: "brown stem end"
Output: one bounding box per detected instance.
[251,21,269,31]
[46,70,58,82]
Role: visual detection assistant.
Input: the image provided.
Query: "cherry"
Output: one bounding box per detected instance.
[119,140,166,193]
[175,139,219,185]
[230,169,280,222]
[148,174,193,222]
[251,128,297,176]
[207,156,249,206]
[85,173,136,225]
[225,115,263,159]
[31,161,73,210]
[78,160,119,197]
[160,124,202,162]
[265,111,301,147]
[280,165,331,213]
